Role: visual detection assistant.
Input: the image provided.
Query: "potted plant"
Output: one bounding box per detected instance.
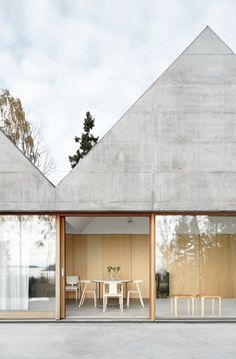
[107,265,121,280]
[114,266,121,280]
[107,265,114,280]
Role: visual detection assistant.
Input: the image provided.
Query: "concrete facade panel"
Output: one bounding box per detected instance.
[1,27,236,213]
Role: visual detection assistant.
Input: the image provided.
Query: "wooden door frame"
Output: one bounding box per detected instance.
[56,215,66,319]
[149,213,156,320]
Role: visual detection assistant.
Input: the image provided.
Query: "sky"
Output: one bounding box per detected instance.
[0,0,236,184]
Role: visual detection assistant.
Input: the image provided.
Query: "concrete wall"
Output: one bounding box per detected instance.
[1,27,236,212]
[0,130,55,211]
[55,27,236,212]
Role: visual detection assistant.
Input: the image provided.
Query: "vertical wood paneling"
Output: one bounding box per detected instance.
[229,235,236,297]
[149,214,156,321]
[73,234,87,279]
[56,215,61,319]
[65,235,74,275]
[102,234,132,280]
[60,217,65,318]
[131,235,149,297]
[65,233,150,298]
[87,234,103,279]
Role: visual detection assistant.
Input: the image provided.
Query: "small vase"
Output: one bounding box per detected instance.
[115,272,119,280]
[109,272,114,280]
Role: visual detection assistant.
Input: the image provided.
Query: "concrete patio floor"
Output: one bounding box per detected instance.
[0,323,236,358]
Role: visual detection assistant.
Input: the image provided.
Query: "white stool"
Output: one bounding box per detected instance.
[200,295,222,317]
[79,280,97,308]
[127,280,144,308]
[170,294,195,317]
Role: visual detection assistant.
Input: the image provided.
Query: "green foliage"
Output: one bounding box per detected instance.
[69,111,99,168]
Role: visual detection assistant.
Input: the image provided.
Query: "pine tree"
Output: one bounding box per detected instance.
[69,111,99,168]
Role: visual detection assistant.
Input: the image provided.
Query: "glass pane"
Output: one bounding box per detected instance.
[156,216,236,318]
[65,216,150,319]
[0,215,56,311]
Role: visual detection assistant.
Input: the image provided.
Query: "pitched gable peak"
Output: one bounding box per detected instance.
[184,26,234,55]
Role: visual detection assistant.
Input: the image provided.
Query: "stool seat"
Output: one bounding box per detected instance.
[171,294,194,298]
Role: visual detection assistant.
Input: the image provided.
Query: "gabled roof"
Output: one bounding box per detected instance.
[56,26,236,212]
[0,129,54,211]
[1,26,236,213]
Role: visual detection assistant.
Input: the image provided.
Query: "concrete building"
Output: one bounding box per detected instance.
[0,27,236,321]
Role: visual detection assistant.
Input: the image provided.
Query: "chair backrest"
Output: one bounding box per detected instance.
[103,281,123,295]
[66,276,79,286]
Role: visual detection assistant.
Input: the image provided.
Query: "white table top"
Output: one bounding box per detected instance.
[92,279,132,283]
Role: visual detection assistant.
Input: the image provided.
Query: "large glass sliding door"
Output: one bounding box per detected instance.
[64,216,150,319]
[156,216,236,318]
[0,215,56,316]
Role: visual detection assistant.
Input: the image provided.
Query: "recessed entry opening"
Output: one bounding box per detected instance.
[64,216,150,320]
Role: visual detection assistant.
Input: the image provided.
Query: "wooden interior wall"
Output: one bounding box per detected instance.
[160,234,236,298]
[66,234,149,298]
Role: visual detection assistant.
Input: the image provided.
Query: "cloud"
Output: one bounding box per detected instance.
[0,0,236,184]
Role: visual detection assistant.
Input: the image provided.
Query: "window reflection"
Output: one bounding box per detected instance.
[0,215,56,311]
[156,216,236,318]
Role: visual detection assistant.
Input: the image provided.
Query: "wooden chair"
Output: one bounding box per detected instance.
[127,280,144,308]
[79,280,97,308]
[65,276,80,301]
[103,281,123,312]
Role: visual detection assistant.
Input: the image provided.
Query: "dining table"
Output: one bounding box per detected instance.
[92,279,133,308]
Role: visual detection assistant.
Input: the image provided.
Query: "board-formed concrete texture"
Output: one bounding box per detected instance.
[55,26,236,212]
[0,129,54,211]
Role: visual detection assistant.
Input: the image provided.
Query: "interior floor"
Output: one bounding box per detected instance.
[66,298,149,319]
[156,298,236,318]
[65,298,236,319]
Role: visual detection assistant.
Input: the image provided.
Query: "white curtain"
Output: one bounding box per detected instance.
[0,216,29,310]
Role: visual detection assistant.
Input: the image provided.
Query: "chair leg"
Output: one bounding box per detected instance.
[103,296,106,312]
[191,297,194,316]
[94,291,97,308]
[187,299,190,315]
[136,284,144,308]
[201,298,204,317]
[219,298,222,317]
[212,298,215,315]
[127,291,130,308]
[174,297,177,317]
[79,283,87,308]
[120,296,123,312]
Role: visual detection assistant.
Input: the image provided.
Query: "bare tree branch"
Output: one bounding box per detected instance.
[0,89,56,177]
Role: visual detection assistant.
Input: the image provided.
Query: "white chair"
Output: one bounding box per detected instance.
[65,276,80,301]
[79,280,97,308]
[127,280,144,308]
[103,281,123,312]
